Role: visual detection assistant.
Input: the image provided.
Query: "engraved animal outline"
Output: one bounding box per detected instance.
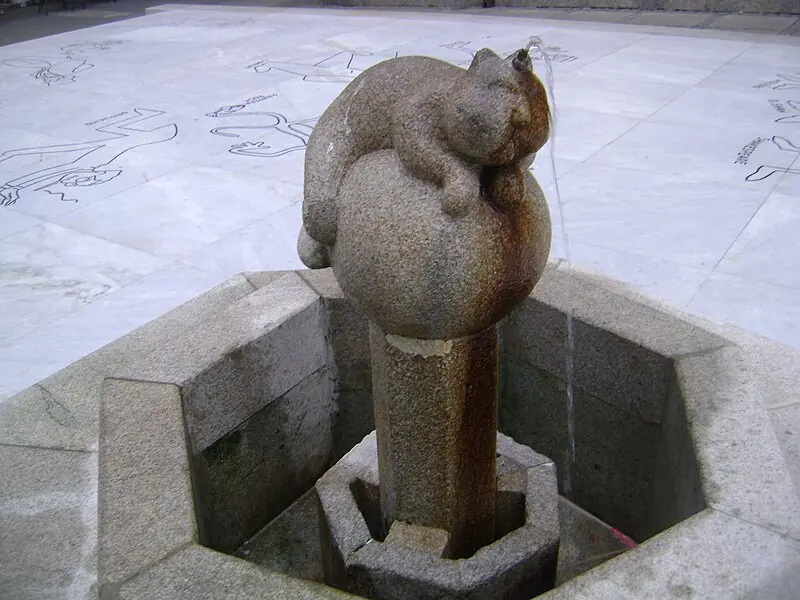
[249,50,399,83]
[0,108,177,207]
[745,136,800,182]
[2,41,122,86]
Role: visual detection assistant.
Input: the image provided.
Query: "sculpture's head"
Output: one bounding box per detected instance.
[442,48,551,167]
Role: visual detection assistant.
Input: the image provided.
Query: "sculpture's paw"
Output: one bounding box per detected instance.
[441,176,479,218]
[297,226,331,269]
[485,165,525,211]
[488,167,525,210]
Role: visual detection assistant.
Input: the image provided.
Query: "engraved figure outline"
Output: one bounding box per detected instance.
[249,50,400,83]
[745,136,800,182]
[2,40,123,86]
[0,108,178,207]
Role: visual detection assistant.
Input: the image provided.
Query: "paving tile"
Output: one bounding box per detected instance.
[710,14,798,34]
[0,445,98,600]
[688,272,800,351]
[98,379,197,587]
[627,10,713,28]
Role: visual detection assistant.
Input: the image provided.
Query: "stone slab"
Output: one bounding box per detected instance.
[769,403,800,495]
[501,355,664,540]
[646,370,705,537]
[180,276,325,452]
[384,521,450,555]
[500,356,569,474]
[119,544,354,600]
[496,434,560,536]
[555,497,632,585]
[98,378,197,588]
[676,346,800,540]
[569,388,661,540]
[627,10,713,27]
[540,510,800,599]
[0,445,97,600]
[88,273,295,384]
[0,273,256,452]
[502,264,800,545]
[533,266,730,359]
[0,357,105,452]
[194,367,336,552]
[298,268,346,300]
[557,261,800,521]
[501,345,713,543]
[91,272,324,453]
[300,269,374,459]
[242,270,294,291]
[238,489,325,583]
[503,266,728,424]
[86,272,255,379]
[564,8,638,21]
[709,13,798,32]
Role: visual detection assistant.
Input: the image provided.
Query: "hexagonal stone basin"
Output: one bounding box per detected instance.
[180,267,709,590]
[91,266,800,600]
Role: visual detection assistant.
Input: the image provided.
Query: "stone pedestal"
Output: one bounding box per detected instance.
[315,432,560,600]
[370,324,499,558]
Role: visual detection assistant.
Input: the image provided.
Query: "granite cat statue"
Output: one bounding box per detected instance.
[298,47,551,270]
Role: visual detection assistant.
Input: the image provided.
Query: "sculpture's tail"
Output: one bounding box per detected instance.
[302,99,359,247]
[297,225,331,269]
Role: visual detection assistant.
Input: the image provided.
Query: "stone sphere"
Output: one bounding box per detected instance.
[329,149,551,340]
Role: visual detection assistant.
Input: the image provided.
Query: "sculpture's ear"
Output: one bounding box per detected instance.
[468,48,499,72]
[507,48,532,73]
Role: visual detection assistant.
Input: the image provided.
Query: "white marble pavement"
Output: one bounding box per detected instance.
[1,6,799,401]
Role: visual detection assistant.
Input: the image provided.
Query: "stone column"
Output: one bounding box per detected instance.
[370,324,499,558]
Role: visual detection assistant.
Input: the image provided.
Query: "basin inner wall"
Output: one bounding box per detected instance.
[499,297,707,541]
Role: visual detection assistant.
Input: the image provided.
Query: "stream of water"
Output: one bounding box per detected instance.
[525,37,578,500]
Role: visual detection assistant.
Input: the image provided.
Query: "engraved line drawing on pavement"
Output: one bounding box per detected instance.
[248,50,399,83]
[0,108,177,207]
[738,136,800,182]
[437,40,577,66]
[2,41,123,86]
[768,99,800,124]
[754,72,800,91]
[207,95,317,157]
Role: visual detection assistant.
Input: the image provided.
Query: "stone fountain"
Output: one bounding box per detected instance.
[4,45,799,600]
[297,46,558,599]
